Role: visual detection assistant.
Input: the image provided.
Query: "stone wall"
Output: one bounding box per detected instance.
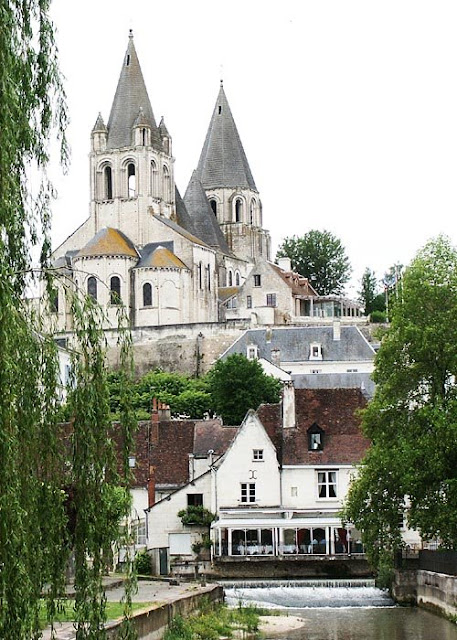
[207,557,372,579]
[393,569,457,618]
[104,321,249,376]
[105,584,223,640]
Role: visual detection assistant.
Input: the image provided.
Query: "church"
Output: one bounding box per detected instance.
[42,33,364,373]
[48,31,278,329]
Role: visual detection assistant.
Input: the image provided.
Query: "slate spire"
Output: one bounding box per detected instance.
[184,171,232,254]
[195,84,257,191]
[107,31,160,149]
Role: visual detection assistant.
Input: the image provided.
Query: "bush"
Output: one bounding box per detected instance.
[370,310,387,323]
[134,549,152,575]
[177,506,215,527]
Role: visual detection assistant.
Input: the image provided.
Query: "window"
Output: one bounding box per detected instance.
[247,344,258,360]
[308,423,324,451]
[253,449,264,461]
[247,295,252,309]
[128,456,136,468]
[347,368,358,373]
[228,271,233,286]
[266,293,277,307]
[207,264,211,291]
[163,165,171,201]
[241,483,256,503]
[110,276,121,305]
[151,160,158,197]
[135,519,146,545]
[235,271,240,286]
[309,342,322,360]
[253,274,261,287]
[187,494,203,507]
[250,199,256,225]
[104,165,113,199]
[127,163,136,197]
[210,199,217,216]
[87,276,97,301]
[143,282,152,307]
[291,486,298,497]
[198,263,202,289]
[317,470,337,499]
[235,199,242,222]
[50,289,59,313]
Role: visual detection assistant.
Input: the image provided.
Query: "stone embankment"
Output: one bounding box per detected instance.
[43,578,223,640]
[393,569,457,618]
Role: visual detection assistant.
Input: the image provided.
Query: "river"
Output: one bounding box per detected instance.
[223,579,457,639]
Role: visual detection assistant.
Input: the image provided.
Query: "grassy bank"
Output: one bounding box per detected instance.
[39,600,151,628]
[164,603,268,640]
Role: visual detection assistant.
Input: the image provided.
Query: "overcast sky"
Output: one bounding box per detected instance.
[49,1,457,295]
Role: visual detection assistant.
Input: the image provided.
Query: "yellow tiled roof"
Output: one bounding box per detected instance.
[78,228,138,258]
[142,246,187,269]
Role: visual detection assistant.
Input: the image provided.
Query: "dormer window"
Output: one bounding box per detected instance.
[309,342,322,360]
[307,422,324,451]
[247,344,258,360]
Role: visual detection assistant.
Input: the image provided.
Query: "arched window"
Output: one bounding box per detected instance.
[235,271,240,286]
[163,165,170,202]
[87,276,97,301]
[210,199,217,216]
[250,199,256,225]
[151,160,158,197]
[235,199,242,223]
[110,276,121,305]
[127,163,136,198]
[104,166,113,200]
[228,270,233,286]
[50,289,59,313]
[198,262,202,289]
[143,282,152,307]
[207,264,211,291]
[142,128,146,146]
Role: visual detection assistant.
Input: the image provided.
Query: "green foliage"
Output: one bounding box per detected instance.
[133,550,152,575]
[191,534,213,554]
[370,310,387,323]
[178,506,215,527]
[276,229,351,295]
[164,605,262,640]
[107,369,212,420]
[344,235,457,572]
[207,354,282,425]
[358,268,380,315]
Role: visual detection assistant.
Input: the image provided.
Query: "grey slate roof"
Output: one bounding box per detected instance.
[222,326,376,363]
[174,186,196,235]
[183,171,232,254]
[106,32,160,150]
[195,83,257,191]
[292,372,375,398]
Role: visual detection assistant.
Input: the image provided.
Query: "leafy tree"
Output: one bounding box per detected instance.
[207,354,282,425]
[358,268,379,315]
[276,230,351,295]
[0,4,136,637]
[343,236,457,571]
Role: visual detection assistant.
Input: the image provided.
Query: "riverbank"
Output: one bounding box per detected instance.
[258,615,307,636]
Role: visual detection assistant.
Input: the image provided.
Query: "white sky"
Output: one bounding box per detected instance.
[49,0,457,295]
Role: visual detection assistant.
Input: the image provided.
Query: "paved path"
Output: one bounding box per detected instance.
[42,578,212,639]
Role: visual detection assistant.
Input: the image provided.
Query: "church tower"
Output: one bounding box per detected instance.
[194,82,271,262]
[89,31,175,247]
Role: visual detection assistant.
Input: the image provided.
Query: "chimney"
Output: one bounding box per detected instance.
[333,320,341,341]
[277,257,292,272]
[148,465,156,508]
[282,381,296,429]
[158,401,171,422]
[271,347,281,367]
[151,397,159,445]
[189,454,195,482]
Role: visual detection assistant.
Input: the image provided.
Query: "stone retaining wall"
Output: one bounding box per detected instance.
[393,569,457,618]
[105,584,223,640]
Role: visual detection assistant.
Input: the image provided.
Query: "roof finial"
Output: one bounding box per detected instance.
[220,63,224,87]
[129,29,134,38]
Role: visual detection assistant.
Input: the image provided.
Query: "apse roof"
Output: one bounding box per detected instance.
[137,245,187,269]
[77,227,139,258]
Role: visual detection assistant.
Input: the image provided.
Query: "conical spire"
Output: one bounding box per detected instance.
[184,171,232,254]
[92,112,107,133]
[107,31,160,149]
[195,84,257,191]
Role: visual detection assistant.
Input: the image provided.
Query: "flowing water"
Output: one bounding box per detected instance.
[222,579,457,639]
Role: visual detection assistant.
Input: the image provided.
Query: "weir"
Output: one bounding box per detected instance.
[223,578,395,609]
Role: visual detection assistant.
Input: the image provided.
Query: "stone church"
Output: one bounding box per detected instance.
[42,33,364,373]
[48,32,278,331]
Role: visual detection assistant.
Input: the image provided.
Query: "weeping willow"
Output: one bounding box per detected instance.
[0,2,136,638]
